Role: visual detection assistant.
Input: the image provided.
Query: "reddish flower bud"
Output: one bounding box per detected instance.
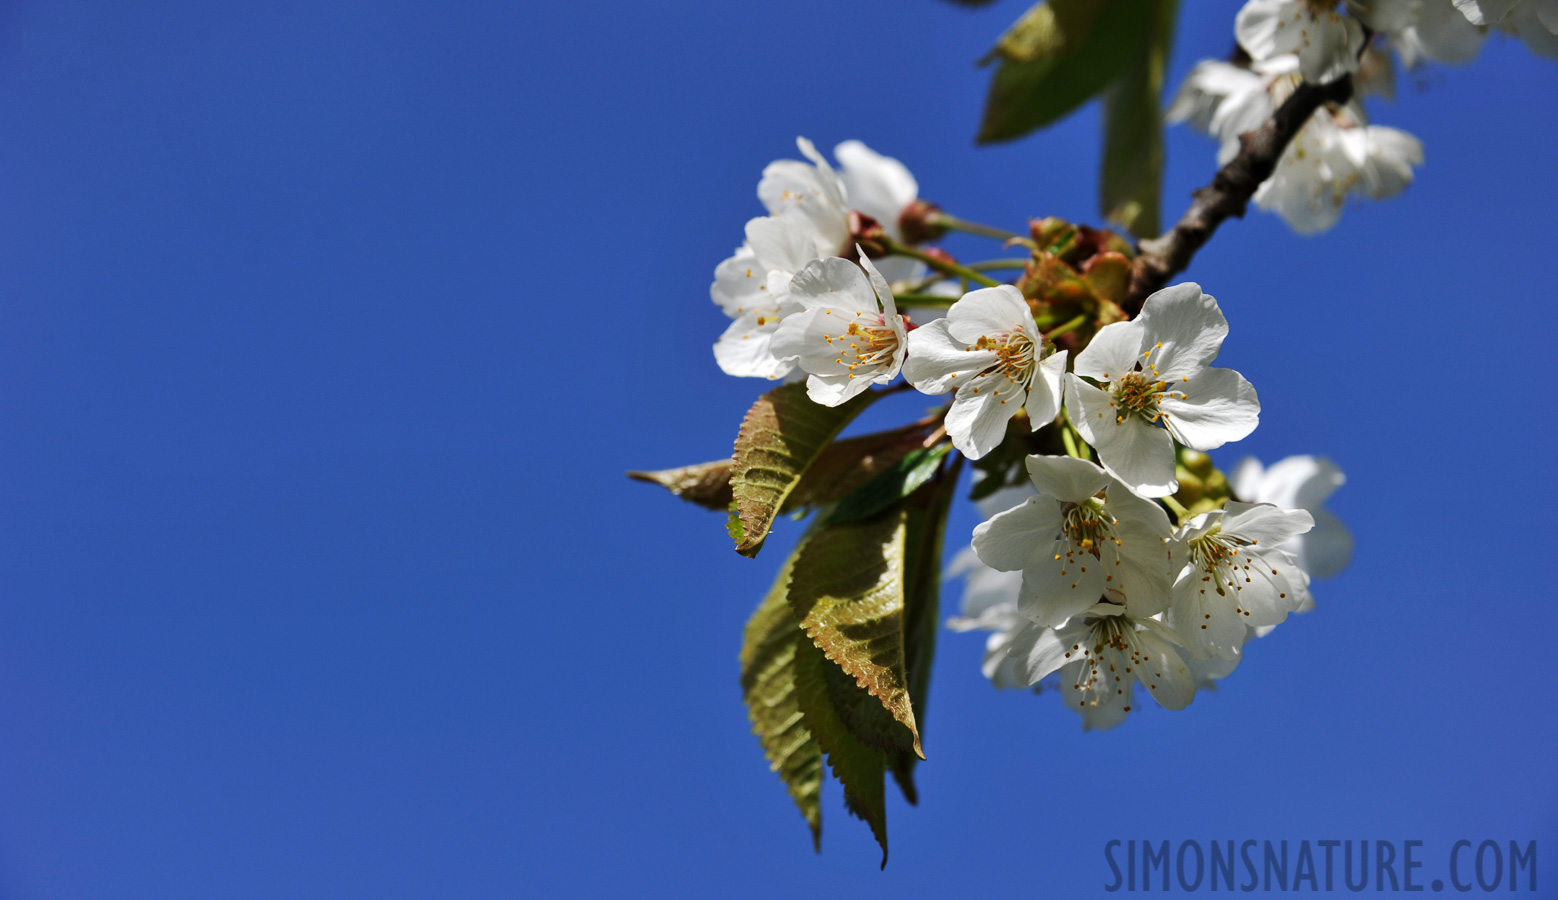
[848,211,890,258]
[917,246,958,267]
[897,199,948,245]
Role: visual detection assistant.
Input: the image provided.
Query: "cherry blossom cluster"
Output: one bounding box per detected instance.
[1169,0,1555,233]
[948,453,1351,730]
[706,140,1353,730]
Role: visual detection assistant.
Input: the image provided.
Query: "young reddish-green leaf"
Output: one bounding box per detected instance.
[729,382,880,557]
[740,549,823,850]
[1101,0,1178,237]
[787,506,922,759]
[794,638,889,868]
[630,422,934,514]
[628,459,735,510]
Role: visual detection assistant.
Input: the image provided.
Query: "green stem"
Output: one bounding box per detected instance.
[930,213,1035,247]
[884,240,1003,289]
[1059,413,1092,461]
[891,291,958,308]
[1044,313,1089,340]
[1162,495,1189,522]
[967,259,1030,271]
[1060,424,1082,460]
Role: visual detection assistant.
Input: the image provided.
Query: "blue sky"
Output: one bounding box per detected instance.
[0,0,1553,896]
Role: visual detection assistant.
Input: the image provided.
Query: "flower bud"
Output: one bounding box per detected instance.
[897,199,947,245]
[847,211,890,258]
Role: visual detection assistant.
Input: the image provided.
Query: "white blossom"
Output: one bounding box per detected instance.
[1168,58,1425,235]
[712,138,936,378]
[1504,0,1558,55]
[946,483,1036,690]
[757,137,852,255]
[1168,502,1314,661]
[711,213,827,380]
[1397,0,1490,63]
[971,455,1174,627]
[1181,645,1242,691]
[1066,284,1260,498]
[710,138,852,379]
[1254,103,1424,234]
[1001,604,1196,725]
[945,548,1030,690]
[769,252,907,406]
[834,141,918,240]
[1166,59,1281,165]
[901,285,1067,459]
[1393,0,1558,64]
[1235,0,1366,82]
[1231,455,1354,580]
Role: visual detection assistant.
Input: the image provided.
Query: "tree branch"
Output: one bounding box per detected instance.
[1124,74,1355,314]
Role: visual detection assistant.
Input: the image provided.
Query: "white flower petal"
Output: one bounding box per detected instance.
[1135,283,1228,380]
[745,214,823,275]
[1294,509,1354,578]
[1072,320,1144,381]
[804,369,874,406]
[834,140,918,236]
[1230,456,1266,501]
[1006,619,1072,686]
[1261,455,1345,508]
[1018,554,1106,626]
[971,497,1062,572]
[1411,0,1487,63]
[902,320,998,394]
[1130,625,1196,711]
[1160,366,1260,450]
[1172,569,1252,660]
[1104,536,1174,618]
[1453,0,1517,25]
[944,285,1032,345]
[1235,0,1296,60]
[1296,12,1365,81]
[1068,375,1178,498]
[1023,349,1067,426]
[946,370,1024,459]
[714,311,796,380]
[787,256,877,314]
[711,245,765,317]
[1023,454,1108,503]
[1222,501,1315,546]
[769,307,843,373]
[858,252,898,320]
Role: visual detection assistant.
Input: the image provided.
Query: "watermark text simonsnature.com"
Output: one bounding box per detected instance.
[1103,839,1536,892]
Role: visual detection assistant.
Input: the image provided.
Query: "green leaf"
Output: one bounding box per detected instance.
[977,0,1153,144]
[729,382,880,558]
[889,464,960,805]
[794,638,889,868]
[1100,0,1179,238]
[787,505,923,759]
[828,443,951,525]
[740,547,824,850]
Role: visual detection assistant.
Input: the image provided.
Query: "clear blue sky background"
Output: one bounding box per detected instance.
[0,0,1553,896]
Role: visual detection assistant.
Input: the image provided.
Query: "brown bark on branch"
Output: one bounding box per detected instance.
[1124,74,1355,315]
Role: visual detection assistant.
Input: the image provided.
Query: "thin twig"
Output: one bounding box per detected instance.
[1124,74,1355,315]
